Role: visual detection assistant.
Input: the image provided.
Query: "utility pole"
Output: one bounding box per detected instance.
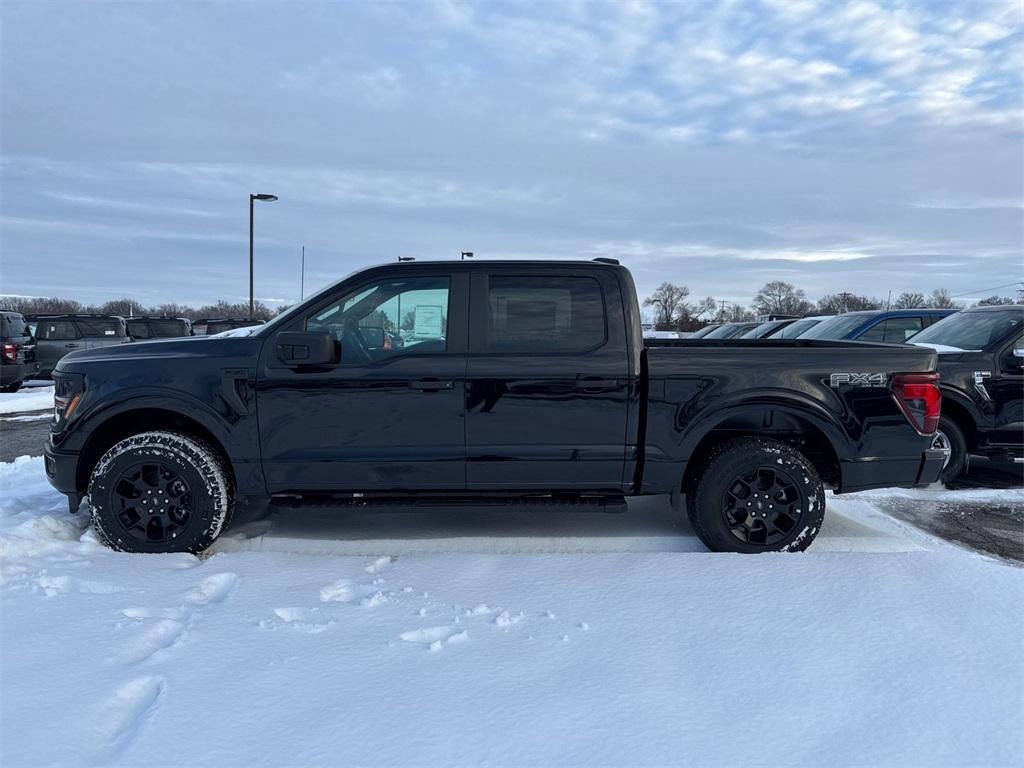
[300,245,305,300]
[248,193,278,318]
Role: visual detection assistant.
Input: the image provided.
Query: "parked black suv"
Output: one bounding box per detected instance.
[911,305,1024,483]
[192,318,263,336]
[28,314,131,378]
[126,316,192,340]
[45,259,944,555]
[0,311,36,392]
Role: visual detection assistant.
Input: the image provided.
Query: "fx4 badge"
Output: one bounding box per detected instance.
[830,372,888,388]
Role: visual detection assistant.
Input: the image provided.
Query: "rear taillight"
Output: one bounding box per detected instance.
[893,372,941,435]
[1,342,16,362]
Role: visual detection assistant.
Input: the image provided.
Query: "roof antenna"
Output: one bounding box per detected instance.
[461,251,474,261]
[398,256,415,262]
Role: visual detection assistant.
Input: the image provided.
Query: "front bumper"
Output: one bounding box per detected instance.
[43,441,83,512]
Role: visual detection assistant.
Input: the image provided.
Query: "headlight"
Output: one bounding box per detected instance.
[52,372,85,428]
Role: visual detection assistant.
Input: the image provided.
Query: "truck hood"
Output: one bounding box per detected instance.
[55,334,263,371]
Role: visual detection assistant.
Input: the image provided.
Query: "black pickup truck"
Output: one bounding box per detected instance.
[44,259,945,554]
[909,304,1023,483]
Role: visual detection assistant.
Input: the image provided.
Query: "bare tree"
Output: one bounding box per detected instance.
[975,295,1016,306]
[753,281,813,316]
[98,298,146,317]
[927,288,957,309]
[817,293,882,314]
[643,283,691,330]
[893,291,926,308]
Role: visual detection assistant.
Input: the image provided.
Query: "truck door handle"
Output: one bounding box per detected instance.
[64,344,80,349]
[575,378,620,392]
[410,379,453,391]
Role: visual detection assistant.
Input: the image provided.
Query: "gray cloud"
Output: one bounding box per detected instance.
[1,0,1021,309]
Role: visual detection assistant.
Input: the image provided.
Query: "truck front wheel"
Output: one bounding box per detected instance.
[88,431,233,554]
[686,437,826,553]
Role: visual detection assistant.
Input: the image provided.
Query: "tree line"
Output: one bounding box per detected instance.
[643,280,1021,331]
[0,296,286,322]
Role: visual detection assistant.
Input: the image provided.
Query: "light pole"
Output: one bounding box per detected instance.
[249,193,278,318]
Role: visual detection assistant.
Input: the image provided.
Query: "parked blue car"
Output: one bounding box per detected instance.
[797,309,958,343]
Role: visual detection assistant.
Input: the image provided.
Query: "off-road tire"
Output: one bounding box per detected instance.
[88,431,233,554]
[933,415,968,486]
[686,437,826,553]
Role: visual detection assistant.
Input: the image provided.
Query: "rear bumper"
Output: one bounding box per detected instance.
[839,447,946,493]
[0,362,29,385]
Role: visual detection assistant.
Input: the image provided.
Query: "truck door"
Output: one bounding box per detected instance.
[256,271,469,493]
[989,334,1024,447]
[465,269,631,491]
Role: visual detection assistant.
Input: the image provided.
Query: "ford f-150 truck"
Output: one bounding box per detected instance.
[44,259,945,554]
[911,304,1024,483]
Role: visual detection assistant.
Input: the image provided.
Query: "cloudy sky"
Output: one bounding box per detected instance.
[1,0,1021,310]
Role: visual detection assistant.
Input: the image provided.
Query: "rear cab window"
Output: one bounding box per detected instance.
[859,317,922,343]
[485,275,606,353]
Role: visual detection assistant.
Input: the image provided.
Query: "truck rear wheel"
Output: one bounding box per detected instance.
[88,431,233,554]
[686,437,825,553]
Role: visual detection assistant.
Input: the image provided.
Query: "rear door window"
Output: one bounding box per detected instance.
[76,318,126,337]
[485,275,605,353]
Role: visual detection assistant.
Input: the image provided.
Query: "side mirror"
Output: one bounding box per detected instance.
[275,331,337,366]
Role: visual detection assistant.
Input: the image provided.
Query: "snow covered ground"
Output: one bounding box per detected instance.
[2,454,1022,767]
[0,384,53,415]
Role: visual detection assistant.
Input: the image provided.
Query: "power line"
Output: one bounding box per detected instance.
[950,281,1023,298]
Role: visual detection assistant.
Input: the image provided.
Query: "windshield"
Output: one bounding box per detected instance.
[76,318,126,337]
[745,320,785,338]
[690,325,719,338]
[704,323,754,339]
[798,313,875,340]
[777,317,823,338]
[911,309,1023,351]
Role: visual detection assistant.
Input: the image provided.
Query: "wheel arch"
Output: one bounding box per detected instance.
[679,404,843,493]
[938,388,979,451]
[76,407,232,492]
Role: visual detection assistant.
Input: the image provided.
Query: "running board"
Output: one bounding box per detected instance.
[270,494,628,514]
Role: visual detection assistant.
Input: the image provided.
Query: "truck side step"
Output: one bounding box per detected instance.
[271,494,628,514]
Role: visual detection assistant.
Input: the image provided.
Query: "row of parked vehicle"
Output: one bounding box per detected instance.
[0,312,262,391]
[647,305,1024,484]
[672,307,960,342]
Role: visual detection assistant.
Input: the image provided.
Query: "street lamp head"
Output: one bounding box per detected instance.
[252,193,278,202]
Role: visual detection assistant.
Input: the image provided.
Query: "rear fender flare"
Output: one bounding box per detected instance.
[672,394,851,465]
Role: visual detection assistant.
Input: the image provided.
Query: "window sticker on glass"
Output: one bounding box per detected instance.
[414,305,444,339]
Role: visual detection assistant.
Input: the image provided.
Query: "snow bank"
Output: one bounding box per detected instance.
[0,384,53,414]
[1,456,1021,767]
